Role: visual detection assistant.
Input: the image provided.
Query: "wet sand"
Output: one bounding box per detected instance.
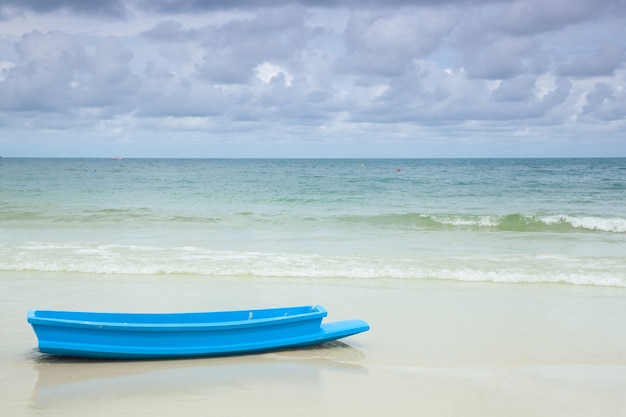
[2,272,626,416]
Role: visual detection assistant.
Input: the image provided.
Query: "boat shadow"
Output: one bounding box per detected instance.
[31,341,368,407]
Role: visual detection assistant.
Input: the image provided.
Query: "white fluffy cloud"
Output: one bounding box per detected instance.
[0,0,625,157]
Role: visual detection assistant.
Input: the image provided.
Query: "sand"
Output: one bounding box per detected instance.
[2,272,626,416]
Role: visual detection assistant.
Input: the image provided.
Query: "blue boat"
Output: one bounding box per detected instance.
[27,305,369,359]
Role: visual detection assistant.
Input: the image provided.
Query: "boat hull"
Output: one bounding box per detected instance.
[27,306,369,359]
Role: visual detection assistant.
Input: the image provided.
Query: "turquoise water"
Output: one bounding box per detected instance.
[1,158,625,286]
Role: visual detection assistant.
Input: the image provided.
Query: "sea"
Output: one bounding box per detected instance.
[1,157,625,287]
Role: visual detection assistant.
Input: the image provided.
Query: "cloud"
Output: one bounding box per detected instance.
[82,37,138,108]
[0,30,138,117]
[493,0,620,35]
[557,45,626,78]
[491,75,537,102]
[0,60,15,80]
[142,20,200,43]
[462,37,542,80]
[538,76,572,110]
[256,62,293,86]
[0,0,129,19]
[156,6,315,84]
[0,0,483,21]
[1,0,625,157]
[581,81,626,121]
[339,8,456,76]
[0,30,86,112]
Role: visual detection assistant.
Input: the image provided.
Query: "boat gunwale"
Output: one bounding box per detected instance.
[27,305,327,332]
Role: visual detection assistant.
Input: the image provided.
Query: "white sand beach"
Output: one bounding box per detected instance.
[2,271,626,417]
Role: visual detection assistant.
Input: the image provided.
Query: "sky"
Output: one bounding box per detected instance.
[0,0,625,158]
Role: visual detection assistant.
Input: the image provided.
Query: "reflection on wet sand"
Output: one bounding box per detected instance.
[32,341,367,407]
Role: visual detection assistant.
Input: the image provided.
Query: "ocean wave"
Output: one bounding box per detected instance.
[538,215,626,233]
[0,207,221,224]
[3,204,624,234]
[340,213,626,233]
[2,243,624,288]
